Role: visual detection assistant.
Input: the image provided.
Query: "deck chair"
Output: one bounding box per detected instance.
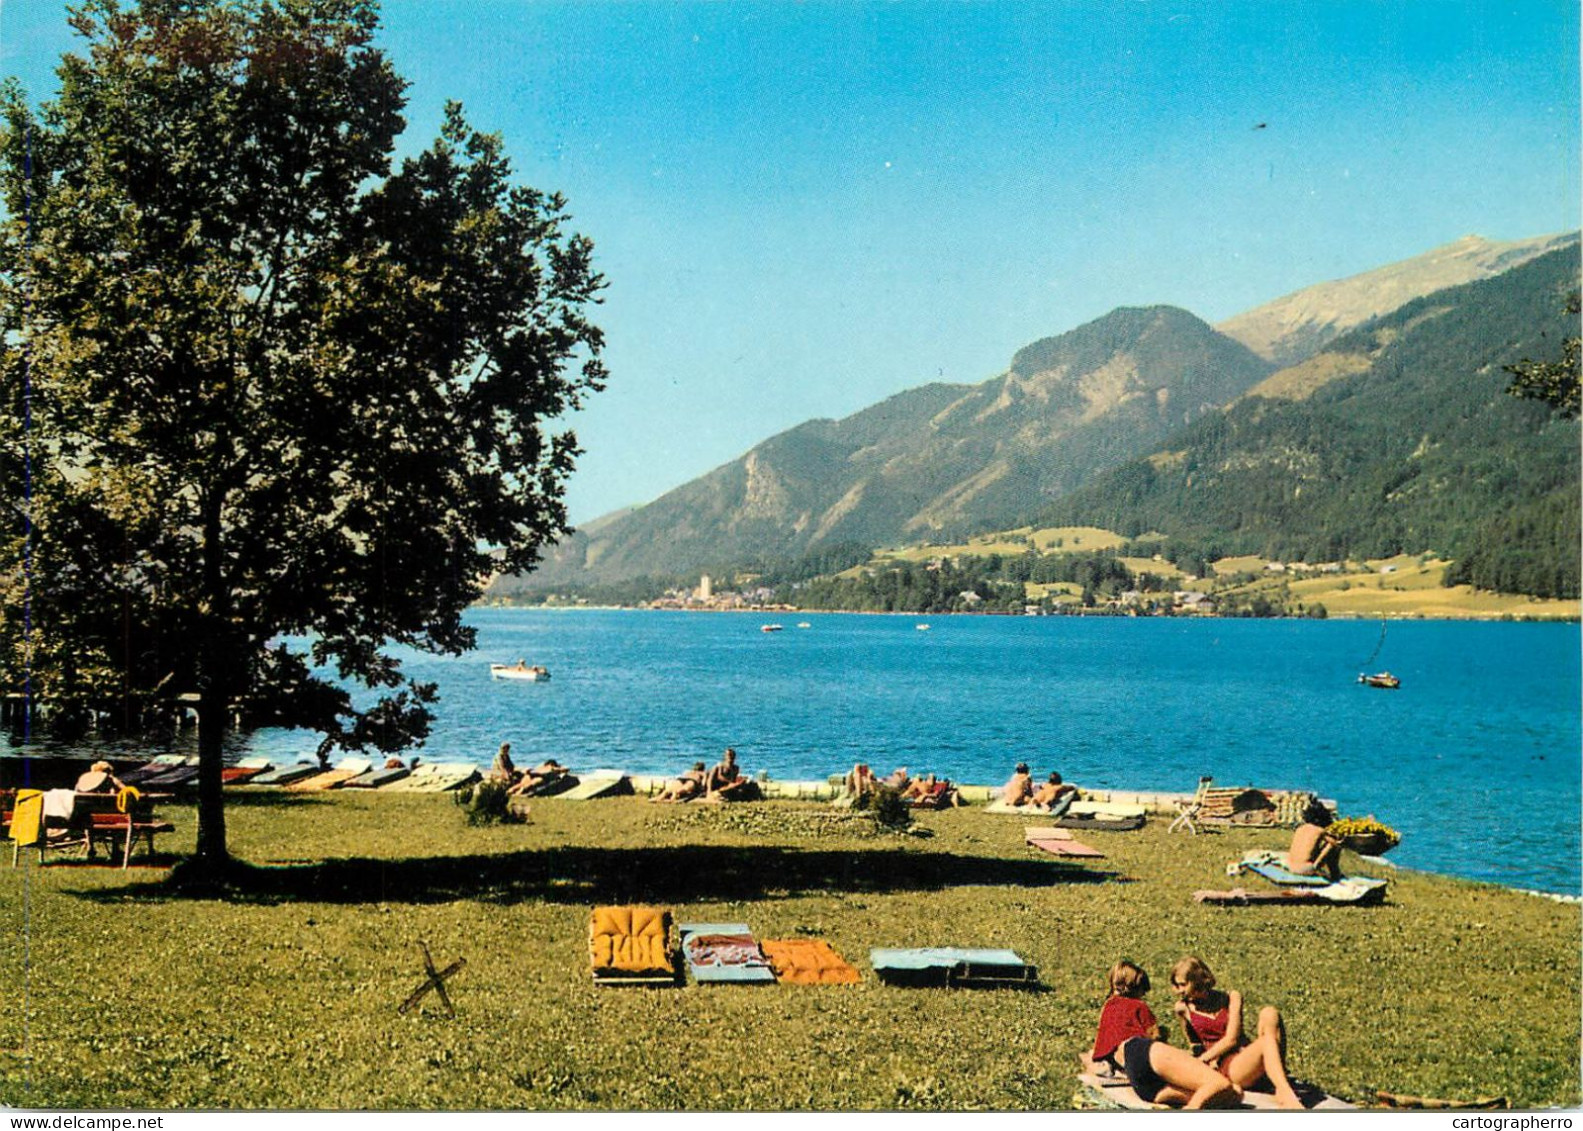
[7,790,85,866]
[1168,776,1214,834]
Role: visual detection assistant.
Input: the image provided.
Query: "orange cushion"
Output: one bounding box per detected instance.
[761,939,860,984]
[590,905,672,975]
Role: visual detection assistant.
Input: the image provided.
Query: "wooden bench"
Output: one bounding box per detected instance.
[85,811,176,868]
[4,790,175,868]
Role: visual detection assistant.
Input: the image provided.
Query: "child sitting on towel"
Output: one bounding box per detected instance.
[1083,960,1240,1110]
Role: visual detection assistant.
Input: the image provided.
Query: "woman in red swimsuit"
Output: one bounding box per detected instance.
[1169,956,1306,1110]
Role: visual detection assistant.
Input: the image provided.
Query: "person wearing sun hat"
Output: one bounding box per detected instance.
[74,760,126,793]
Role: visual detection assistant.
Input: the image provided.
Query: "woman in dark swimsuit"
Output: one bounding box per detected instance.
[1170,956,1306,1110]
[1084,960,1241,1109]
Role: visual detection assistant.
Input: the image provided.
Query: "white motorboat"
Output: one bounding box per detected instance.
[491,663,551,682]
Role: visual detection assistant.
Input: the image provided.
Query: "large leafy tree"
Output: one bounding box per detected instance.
[1504,292,1581,419]
[0,0,605,878]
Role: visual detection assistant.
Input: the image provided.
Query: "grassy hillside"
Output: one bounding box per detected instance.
[1,792,1577,1110]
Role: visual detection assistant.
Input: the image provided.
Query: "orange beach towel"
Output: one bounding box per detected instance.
[760,939,860,984]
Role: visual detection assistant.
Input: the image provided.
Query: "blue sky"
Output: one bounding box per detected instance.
[4,1,1578,523]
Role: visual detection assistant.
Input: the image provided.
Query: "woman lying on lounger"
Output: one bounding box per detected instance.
[1030,772,1077,814]
[1170,956,1306,1110]
[1083,960,1241,1110]
[652,762,708,802]
[508,758,569,797]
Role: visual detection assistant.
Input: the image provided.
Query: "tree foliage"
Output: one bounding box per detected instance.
[1504,292,1581,419]
[0,0,605,873]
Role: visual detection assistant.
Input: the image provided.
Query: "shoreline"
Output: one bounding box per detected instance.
[483,602,1581,623]
[7,750,1579,901]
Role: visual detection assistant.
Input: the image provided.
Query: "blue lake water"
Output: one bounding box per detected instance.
[15,609,1582,896]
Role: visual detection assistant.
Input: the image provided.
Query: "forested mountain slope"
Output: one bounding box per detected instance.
[1041,246,1581,596]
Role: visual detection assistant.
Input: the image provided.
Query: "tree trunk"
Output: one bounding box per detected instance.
[192,683,229,870]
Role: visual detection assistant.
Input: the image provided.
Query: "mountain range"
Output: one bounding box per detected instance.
[503,232,1578,594]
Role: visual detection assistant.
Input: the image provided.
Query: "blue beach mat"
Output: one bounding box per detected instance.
[1230,850,1334,887]
[678,923,776,984]
[870,947,1037,988]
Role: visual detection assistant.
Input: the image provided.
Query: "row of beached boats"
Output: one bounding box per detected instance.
[116,752,484,793]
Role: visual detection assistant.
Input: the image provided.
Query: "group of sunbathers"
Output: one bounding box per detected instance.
[1085,956,1309,1110]
[652,747,761,803]
[488,742,570,798]
[1000,762,1078,813]
[842,764,965,808]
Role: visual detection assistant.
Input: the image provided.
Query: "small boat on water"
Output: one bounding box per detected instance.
[761,624,783,633]
[916,623,931,631]
[796,622,811,629]
[491,662,551,682]
[1358,671,1401,689]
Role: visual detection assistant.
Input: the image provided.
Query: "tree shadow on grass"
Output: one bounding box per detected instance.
[73,844,1126,905]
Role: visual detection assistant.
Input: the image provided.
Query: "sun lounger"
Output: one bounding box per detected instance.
[1194,876,1388,906]
[381,762,481,792]
[869,947,1036,988]
[589,905,677,985]
[137,756,201,788]
[286,757,373,792]
[1229,849,1334,887]
[679,923,776,984]
[222,757,273,785]
[119,754,188,785]
[1024,826,1105,858]
[760,939,861,984]
[247,760,321,787]
[556,773,634,800]
[339,763,411,789]
[1079,1069,1356,1110]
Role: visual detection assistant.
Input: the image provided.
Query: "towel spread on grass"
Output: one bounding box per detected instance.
[1025,827,1105,858]
[1229,849,1334,887]
[1079,1070,1357,1111]
[760,939,860,984]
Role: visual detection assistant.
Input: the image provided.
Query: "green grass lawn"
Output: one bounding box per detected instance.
[2,791,1578,1111]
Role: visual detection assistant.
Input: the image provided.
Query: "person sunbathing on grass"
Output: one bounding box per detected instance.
[881,766,910,791]
[704,747,760,802]
[1286,800,1343,881]
[1030,771,1078,813]
[1082,960,1241,1110]
[1169,956,1306,1110]
[903,773,963,808]
[652,762,708,803]
[508,758,568,797]
[1002,763,1035,806]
